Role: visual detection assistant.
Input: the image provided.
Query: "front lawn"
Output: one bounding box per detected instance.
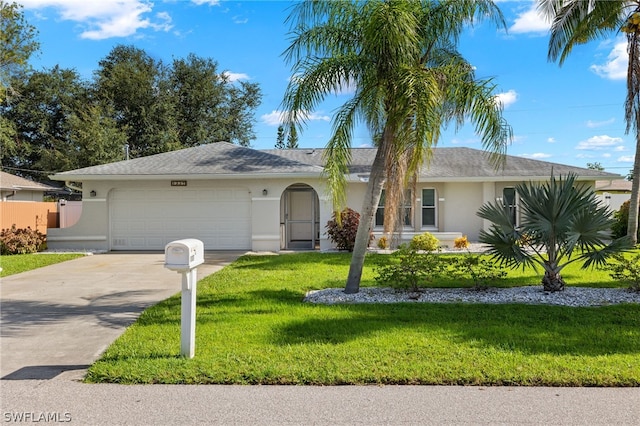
[86,252,640,386]
[0,253,84,277]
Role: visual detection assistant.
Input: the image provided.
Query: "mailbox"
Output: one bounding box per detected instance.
[165,239,204,271]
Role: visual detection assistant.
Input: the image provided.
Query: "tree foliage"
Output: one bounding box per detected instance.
[0,1,39,102]
[1,43,262,182]
[478,173,633,292]
[1,66,126,180]
[541,0,640,244]
[282,0,512,293]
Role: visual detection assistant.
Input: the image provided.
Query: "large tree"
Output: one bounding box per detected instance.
[540,0,640,245]
[94,45,180,158]
[1,66,125,180]
[0,0,39,167]
[282,0,512,293]
[170,54,261,147]
[0,1,39,102]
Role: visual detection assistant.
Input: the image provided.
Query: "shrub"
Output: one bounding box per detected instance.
[447,252,507,290]
[0,225,47,255]
[605,252,640,291]
[611,200,640,240]
[325,208,371,251]
[409,232,440,252]
[453,235,469,249]
[377,235,389,249]
[375,245,445,292]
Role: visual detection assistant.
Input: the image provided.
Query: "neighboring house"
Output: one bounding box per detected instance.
[47,142,621,252]
[596,179,632,213]
[0,171,57,201]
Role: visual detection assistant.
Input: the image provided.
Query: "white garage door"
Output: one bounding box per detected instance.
[110,188,251,250]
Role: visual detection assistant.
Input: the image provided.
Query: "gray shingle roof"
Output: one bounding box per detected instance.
[51,142,620,181]
[1,171,57,190]
[267,146,620,180]
[53,142,323,178]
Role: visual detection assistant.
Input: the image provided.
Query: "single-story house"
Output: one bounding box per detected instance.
[596,179,633,213]
[1,171,57,202]
[47,142,621,252]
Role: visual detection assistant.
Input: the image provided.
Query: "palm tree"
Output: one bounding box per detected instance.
[477,173,632,292]
[282,0,512,293]
[540,0,640,245]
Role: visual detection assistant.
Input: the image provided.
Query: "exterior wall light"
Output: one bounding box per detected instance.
[90,190,97,197]
[262,189,268,196]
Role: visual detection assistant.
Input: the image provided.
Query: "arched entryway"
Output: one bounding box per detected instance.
[281,183,320,250]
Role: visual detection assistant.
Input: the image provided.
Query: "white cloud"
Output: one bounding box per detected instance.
[19,0,173,40]
[617,155,635,162]
[575,135,623,150]
[494,90,517,109]
[547,137,556,143]
[509,5,549,34]
[586,118,615,128]
[261,110,330,127]
[590,40,627,80]
[306,112,331,122]
[191,0,220,5]
[232,15,248,24]
[261,110,284,126]
[222,71,250,82]
[520,153,552,159]
[614,145,626,152]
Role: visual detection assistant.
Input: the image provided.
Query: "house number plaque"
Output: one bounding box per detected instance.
[171,180,188,187]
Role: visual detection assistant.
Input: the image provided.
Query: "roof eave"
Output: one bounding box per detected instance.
[50,172,324,182]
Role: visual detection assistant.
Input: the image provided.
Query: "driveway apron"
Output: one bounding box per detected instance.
[0,251,242,380]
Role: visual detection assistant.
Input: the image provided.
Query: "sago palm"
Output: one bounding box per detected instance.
[282,0,512,293]
[540,0,640,245]
[477,173,633,292]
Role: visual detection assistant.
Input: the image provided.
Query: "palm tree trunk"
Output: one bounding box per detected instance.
[627,130,640,245]
[345,133,393,294]
[542,271,565,292]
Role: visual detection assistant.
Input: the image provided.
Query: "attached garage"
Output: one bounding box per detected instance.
[110,187,251,250]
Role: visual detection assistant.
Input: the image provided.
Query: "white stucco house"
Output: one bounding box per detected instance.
[596,179,633,213]
[47,142,621,252]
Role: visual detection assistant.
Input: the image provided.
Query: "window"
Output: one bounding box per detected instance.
[375,190,412,227]
[421,188,436,227]
[503,187,517,225]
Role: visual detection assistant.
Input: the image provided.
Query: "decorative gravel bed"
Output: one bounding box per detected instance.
[304,286,640,307]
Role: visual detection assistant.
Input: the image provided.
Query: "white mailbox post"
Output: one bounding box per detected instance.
[164,239,204,358]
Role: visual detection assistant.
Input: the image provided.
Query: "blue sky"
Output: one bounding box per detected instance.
[15,0,636,176]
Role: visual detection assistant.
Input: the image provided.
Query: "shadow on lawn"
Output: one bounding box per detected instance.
[229,252,353,271]
[272,302,640,357]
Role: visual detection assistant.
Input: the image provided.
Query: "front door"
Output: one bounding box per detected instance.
[284,186,318,249]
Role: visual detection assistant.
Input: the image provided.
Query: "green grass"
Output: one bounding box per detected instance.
[86,252,640,386]
[0,253,84,277]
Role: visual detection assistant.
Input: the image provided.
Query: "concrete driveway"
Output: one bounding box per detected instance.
[0,251,242,380]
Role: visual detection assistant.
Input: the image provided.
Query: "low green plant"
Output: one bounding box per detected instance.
[0,225,47,255]
[409,232,440,252]
[375,245,444,292]
[605,252,640,291]
[447,251,507,290]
